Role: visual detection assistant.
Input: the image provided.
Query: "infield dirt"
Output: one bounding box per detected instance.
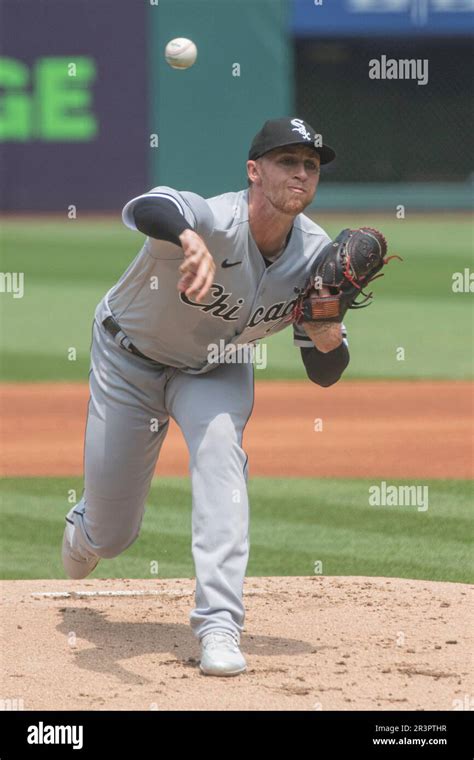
[1,576,471,711]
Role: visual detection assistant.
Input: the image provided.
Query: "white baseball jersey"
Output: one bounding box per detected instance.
[94,185,348,373]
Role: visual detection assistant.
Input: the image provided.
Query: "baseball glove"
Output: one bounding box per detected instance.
[292,227,401,324]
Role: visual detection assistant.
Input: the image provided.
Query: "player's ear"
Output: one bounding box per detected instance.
[246,160,260,185]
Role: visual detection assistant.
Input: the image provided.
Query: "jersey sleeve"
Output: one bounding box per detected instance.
[293,321,349,348]
[121,185,214,239]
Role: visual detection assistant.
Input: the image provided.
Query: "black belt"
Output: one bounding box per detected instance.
[102,316,154,361]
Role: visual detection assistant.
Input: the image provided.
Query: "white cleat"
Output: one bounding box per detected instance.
[61,519,99,580]
[199,630,247,677]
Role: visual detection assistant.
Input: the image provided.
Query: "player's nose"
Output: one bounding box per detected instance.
[293,161,309,180]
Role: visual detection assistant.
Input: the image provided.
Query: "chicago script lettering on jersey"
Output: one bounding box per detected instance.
[247,298,297,328]
[180,283,245,321]
[181,283,298,330]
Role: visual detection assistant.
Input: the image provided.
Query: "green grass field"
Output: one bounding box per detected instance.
[0,214,472,381]
[0,477,472,584]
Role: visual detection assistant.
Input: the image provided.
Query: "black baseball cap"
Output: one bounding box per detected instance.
[248,117,336,165]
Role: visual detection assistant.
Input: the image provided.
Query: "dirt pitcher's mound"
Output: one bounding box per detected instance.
[1,577,471,712]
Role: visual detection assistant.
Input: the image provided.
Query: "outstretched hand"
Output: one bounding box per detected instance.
[177,229,216,303]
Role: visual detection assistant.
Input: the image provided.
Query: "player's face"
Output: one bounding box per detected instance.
[252,146,321,215]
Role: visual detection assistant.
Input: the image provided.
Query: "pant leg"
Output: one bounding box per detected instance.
[165,360,255,641]
[65,319,175,563]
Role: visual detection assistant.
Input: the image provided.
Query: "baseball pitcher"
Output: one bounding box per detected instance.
[62,117,392,676]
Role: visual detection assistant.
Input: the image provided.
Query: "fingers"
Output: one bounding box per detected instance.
[179,230,209,265]
[183,258,209,299]
[185,255,215,302]
[179,247,205,273]
[197,267,215,303]
[177,271,194,292]
[176,242,216,302]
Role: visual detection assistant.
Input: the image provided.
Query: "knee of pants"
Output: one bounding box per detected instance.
[80,514,142,560]
[191,416,246,471]
[92,530,139,559]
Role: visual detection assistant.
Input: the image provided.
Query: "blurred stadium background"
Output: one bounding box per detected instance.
[0,0,472,381]
[1,0,473,209]
[0,0,472,584]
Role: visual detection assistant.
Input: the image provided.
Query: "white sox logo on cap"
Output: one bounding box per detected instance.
[248,116,336,164]
[290,118,312,141]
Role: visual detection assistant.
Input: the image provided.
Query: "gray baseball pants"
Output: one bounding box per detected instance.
[65,318,254,641]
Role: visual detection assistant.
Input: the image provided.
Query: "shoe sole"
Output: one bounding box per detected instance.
[63,553,99,580]
[199,664,247,677]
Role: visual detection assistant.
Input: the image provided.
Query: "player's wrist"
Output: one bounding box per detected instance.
[178,228,199,243]
[302,321,343,353]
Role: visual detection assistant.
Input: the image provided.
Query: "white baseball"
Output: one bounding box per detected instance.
[165,38,198,70]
